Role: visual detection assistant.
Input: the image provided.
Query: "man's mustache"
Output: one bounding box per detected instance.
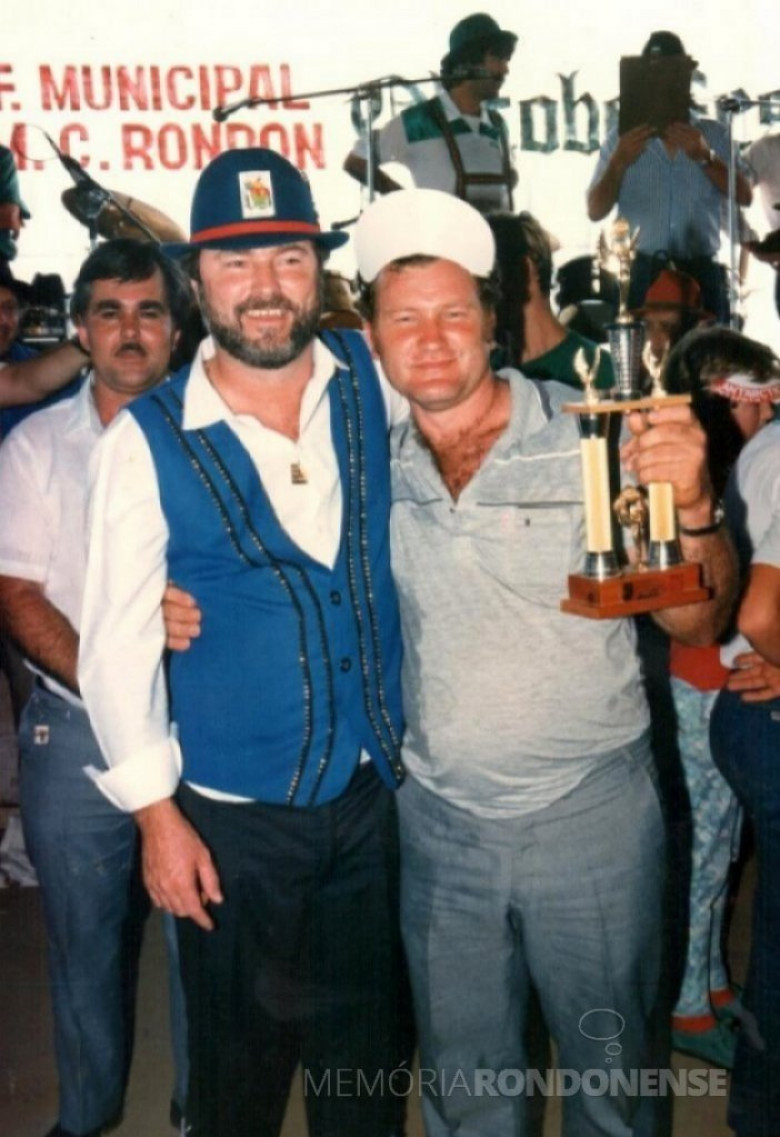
[116,342,147,356]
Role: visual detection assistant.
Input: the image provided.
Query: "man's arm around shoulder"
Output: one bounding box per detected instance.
[0,341,87,409]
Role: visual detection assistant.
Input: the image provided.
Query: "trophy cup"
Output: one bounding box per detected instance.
[559,220,711,619]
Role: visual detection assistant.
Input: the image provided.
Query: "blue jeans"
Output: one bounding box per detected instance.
[398,734,666,1137]
[19,687,187,1133]
[711,689,780,1137]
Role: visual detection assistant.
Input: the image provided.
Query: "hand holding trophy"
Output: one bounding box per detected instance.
[560,220,711,619]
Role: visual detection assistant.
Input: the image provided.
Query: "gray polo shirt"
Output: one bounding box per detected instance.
[390,371,650,819]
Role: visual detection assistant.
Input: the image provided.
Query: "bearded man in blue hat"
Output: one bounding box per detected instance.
[78,149,411,1137]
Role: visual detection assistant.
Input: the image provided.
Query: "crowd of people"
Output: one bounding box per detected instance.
[1,13,780,1137]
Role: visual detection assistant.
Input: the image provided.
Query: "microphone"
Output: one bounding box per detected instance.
[44,132,102,191]
[213,96,256,122]
[449,65,493,81]
[717,95,749,113]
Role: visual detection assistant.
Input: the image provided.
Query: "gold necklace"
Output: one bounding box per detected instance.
[206,356,309,485]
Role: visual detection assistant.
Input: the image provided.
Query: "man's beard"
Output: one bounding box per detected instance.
[199,285,322,369]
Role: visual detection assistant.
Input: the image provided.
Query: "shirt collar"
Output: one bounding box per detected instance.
[182,335,339,432]
[63,373,101,436]
[439,88,492,128]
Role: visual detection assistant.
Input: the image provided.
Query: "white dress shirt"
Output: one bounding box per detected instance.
[0,376,97,706]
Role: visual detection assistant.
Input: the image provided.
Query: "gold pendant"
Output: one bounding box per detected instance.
[290,461,308,485]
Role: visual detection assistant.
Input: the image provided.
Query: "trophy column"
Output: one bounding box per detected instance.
[578,408,620,580]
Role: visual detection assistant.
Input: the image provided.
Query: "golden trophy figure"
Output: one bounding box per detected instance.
[601,217,645,399]
[560,221,711,619]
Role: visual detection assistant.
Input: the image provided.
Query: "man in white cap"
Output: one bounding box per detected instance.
[78,148,411,1137]
[343,12,517,215]
[352,188,736,1137]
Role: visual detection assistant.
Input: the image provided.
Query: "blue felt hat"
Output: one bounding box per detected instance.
[165,148,348,257]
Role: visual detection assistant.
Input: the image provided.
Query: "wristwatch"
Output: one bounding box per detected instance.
[697,147,716,168]
[679,500,725,537]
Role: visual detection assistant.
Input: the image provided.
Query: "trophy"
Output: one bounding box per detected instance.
[560,221,711,619]
[600,217,646,400]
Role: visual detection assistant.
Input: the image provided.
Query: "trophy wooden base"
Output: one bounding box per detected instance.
[561,561,711,619]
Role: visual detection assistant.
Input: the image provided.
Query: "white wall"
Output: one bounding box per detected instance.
[3,0,779,344]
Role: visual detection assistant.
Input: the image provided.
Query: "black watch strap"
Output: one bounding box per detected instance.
[679,501,725,537]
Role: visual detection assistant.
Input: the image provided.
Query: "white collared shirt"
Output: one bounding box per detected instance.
[350,90,513,214]
[78,335,406,812]
[0,376,98,706]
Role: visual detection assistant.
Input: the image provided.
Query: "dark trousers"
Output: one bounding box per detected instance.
[177,765,413,1137]
[711,689,780,1137]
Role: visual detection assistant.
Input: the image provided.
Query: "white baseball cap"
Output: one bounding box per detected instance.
[354,189,496,283]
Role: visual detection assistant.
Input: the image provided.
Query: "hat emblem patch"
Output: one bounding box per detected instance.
[239,171,276,218]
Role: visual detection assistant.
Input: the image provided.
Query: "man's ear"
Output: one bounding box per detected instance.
[525,255,539,293]
[364,319,380,359]
[483,309,496,344]
[75,322,90,356]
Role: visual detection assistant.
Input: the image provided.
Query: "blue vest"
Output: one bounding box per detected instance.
[129,330,404,806]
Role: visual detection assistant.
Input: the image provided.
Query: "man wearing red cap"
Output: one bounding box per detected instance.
[633,267,713,371]
[344,12,517,215]
[79,148,411,1137]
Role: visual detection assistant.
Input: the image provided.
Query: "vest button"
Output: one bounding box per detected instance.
[330,590,342,605]
[340,657,352,673]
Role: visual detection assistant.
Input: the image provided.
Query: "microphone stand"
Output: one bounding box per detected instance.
[717,95,777,328]
[213,73,442,204]
[44,133,160,246]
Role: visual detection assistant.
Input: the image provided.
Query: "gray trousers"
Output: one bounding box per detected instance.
[398,734,666,1137]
